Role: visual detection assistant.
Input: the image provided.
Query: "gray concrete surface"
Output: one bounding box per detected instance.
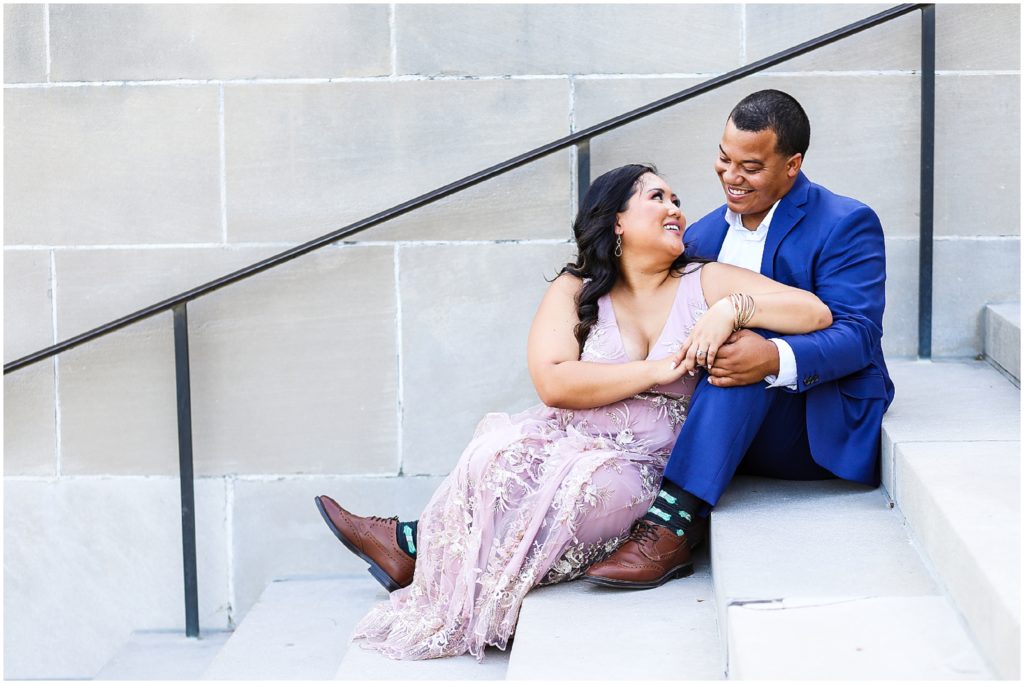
[894,441,1020,679]
[203,577,380,680]
[881,359,1021,494]
[727,596,990,679]
[3,4,46,83]
[49,5,390,81]
[395,4,741,76]
[507,547,722,680]
[3,477,231,679]
[336,640,510,680]
[224,79,570,244]
[710,477,991,678]
[96,630,231,680]
[5,85,222,246]
[985,302,1021,382]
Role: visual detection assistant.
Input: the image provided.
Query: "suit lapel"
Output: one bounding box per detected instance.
[760,172,810,278]
[688,209,728,260]
[706,213,728,258]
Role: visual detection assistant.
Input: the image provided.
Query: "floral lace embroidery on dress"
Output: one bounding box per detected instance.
[351,268,706,662]
[581,314,619,361]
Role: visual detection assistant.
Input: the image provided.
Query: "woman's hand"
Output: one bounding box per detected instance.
[645,356,692,387]
[674,298,735,372]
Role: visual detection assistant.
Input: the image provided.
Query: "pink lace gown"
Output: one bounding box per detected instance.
[352,267,708,660]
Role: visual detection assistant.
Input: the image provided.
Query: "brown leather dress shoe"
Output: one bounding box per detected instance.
[314,495,414,592]
[583,518,707,589]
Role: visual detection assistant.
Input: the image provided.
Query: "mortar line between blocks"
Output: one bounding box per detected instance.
[568,76,577,133]
[3,473,442,482]
[219,85,228,244]
[569,76,579,220]
[50,249,63,476]
[395,244,405,475]
[4,238,578,251]
[389,4,398,77]
[43,4,51,82]
[5,70,1020,90]
[226,476,237,628]
[886,437,1022,447]
[740,4,748,65]
[3,74,573,88]
[883,235,1022,242]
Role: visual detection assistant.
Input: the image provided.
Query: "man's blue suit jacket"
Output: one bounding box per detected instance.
[684,172,895,485]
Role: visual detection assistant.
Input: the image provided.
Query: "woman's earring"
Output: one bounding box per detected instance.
[614,235,622,258]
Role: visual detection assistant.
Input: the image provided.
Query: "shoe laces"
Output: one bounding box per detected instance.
[369,515,398,524]
[628,520,662,544]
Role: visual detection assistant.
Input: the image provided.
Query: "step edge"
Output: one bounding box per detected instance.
[202,576,377,680]
[724,595,993,679]
[506,572,724,680]
[891,443,1020,679]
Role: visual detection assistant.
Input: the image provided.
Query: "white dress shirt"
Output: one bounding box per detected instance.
[719,202,799,389]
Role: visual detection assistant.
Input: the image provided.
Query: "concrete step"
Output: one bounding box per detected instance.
[506,545,722,680]
[883,359,1021,679]
[335,639,510,680]
[985,302,1020,384]
[202,576,381,680]
[94,630,231,680]
[711,477,992,679]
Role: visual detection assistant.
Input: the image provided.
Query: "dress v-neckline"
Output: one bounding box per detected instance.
[605,275,685,363]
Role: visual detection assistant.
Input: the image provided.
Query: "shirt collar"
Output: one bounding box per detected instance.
[724,199,781,237]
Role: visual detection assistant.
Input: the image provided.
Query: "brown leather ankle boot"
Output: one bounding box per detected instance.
[583,518,706,589]
[315,495,415,592]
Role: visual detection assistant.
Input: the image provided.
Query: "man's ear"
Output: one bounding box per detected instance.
[787,153,803,178]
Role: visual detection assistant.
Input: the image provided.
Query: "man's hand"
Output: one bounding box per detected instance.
[705,329,780,387]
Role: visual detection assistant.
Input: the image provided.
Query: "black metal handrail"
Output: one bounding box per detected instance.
[4,4,935,638]
[4,2,927,375]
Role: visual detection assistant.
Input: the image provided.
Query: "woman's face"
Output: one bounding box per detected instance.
[615,173,686,260]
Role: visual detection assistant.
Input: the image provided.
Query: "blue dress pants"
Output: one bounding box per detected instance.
[663,374,835,509]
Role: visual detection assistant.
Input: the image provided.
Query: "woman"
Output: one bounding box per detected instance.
[316,164,832,661]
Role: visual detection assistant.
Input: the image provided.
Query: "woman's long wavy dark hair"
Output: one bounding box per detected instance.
[559,163,705,354]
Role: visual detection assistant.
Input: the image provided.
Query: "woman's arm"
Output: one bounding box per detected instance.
[527,274,690,410]
[676,262,832,371]
[702,261,833,333]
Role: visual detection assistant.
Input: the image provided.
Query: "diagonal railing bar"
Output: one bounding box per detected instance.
[4,2,926,376]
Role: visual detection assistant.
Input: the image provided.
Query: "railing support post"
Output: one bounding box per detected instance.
[173,303,200,638]
[918,4,935,359]
[576,139,591,212]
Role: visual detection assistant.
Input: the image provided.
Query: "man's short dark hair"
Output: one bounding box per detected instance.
[729,89,810,158]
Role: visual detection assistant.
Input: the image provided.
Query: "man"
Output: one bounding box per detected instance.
[583,89,895,588]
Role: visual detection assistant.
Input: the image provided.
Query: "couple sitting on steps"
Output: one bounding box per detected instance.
[314,89,895,661]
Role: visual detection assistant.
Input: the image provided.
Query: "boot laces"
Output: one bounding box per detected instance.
[628,519,662,544]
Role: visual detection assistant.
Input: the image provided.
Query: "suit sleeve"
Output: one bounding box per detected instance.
[779,205,886,392]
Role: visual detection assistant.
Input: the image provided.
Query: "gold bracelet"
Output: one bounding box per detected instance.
[729,293,756,331]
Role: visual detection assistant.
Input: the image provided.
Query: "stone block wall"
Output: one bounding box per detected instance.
[3,4,1020,678]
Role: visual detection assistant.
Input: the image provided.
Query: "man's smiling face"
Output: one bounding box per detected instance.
[715,118,802,228]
